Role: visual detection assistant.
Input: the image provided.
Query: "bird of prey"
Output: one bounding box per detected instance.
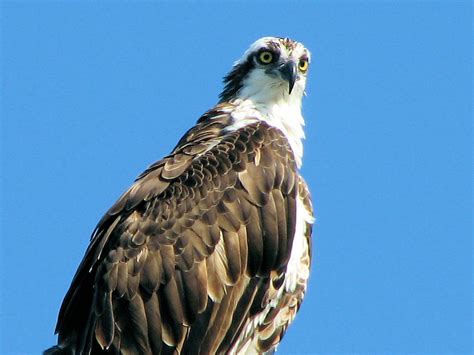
[46,36,314,355]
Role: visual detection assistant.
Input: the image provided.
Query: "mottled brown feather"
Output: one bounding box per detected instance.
[52,103,307,355]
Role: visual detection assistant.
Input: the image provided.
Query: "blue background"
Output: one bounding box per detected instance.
[1,1,472,354]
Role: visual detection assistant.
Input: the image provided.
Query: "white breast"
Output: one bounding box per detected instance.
[225,95,305,168]
[284,193,314,293]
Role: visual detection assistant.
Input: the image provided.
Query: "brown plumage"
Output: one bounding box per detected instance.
[47,36,314,355]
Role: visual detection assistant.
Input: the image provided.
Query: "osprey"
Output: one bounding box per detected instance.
[47,36,314,355]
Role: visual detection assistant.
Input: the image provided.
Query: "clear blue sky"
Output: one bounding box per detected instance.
[1,1,471,354]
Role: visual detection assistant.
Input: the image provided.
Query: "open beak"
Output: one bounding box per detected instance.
[278,61,297,94]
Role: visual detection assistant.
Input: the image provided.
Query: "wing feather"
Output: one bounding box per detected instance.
[222,230,242,283]
[52,106,302,354]
[143,292,163,354]
[245,206,264,276]
[260,191,279,273]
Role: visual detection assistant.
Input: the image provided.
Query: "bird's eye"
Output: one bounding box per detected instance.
[258,51,274,65]
[298,59,309,73]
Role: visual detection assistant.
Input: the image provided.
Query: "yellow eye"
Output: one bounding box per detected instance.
[298,59,309,72]
[258,51,274,64]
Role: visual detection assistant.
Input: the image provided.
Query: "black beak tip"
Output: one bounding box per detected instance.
[279,61,297,94]
[288,80,295,95]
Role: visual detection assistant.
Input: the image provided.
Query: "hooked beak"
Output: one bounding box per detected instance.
[278,61,297,94]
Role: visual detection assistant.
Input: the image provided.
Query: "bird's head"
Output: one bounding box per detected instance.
[219,37,311,103]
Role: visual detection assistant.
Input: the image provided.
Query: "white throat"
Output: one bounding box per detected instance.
[226,78,306,168]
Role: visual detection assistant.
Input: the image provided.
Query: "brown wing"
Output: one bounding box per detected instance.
[228,177,313,354]
[53,106,299,355]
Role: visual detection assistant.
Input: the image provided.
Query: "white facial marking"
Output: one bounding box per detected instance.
[226,37,311,168]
